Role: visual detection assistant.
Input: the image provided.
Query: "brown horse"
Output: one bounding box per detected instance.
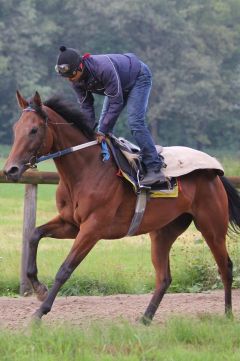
[4,91,240,323]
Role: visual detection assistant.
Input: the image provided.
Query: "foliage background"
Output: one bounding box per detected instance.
[0,0,240,152]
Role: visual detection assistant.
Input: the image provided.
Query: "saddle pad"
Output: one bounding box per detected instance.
[120,170,179,198]
[107,137,223,197]
[150,180,179,198]
[157,146,224,177]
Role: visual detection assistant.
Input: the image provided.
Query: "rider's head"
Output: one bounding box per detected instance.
[55,46,82,79]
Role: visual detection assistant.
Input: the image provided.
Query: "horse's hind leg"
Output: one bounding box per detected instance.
[208,242,233,315]
[194,218,233,314]
[193,178,233,315]
[142,213,193,324]
[27,215,79,301]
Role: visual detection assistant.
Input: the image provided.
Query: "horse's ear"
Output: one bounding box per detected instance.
[16,90,29,109]
[33,91,42,107]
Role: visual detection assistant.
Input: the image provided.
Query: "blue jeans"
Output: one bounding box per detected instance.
[126,62,161,171]
[100,62,162,171]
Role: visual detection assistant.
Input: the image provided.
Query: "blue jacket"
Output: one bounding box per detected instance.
[72,53,141,133]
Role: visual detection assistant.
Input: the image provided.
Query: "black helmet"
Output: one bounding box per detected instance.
[55,46,81,77]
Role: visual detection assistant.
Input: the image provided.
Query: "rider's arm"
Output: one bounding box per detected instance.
[97,57,124,134]
[72,84,96,129]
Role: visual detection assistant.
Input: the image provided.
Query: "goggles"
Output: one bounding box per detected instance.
[55,64,77,78]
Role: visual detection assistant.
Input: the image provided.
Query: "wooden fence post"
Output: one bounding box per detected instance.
[20,182,38,296]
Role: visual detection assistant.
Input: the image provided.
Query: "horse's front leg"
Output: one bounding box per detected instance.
[27,215,79,301]
[32,226,98,320]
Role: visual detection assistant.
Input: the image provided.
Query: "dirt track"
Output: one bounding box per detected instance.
[0,289,240,330]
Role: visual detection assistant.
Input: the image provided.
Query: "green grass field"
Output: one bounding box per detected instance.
[0,317,240,360]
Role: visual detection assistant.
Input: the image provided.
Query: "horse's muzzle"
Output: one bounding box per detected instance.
[3,164,25,182]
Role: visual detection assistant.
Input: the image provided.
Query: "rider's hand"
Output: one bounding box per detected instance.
[96,131,106,143]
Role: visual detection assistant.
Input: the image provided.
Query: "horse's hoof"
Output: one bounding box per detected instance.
[226,309,234,320]
[35,284,48,302]
[31,310,43,326]
[139,315,152,326]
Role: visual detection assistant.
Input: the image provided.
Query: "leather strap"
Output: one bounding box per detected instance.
[127,189,147,236]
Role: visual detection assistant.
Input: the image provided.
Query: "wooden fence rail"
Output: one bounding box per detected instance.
[0,170,59,184]
[0,169,240,296]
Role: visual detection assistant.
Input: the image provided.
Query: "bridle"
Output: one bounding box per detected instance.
[22,105,99,168]
[22,105,48,167]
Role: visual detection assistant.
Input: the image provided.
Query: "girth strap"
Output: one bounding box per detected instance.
[127,189,147,236]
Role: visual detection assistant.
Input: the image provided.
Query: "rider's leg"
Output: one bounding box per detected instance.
[126,62,166,185]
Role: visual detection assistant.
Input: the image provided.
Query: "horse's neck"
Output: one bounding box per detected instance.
[49,120,102,186]
[51,123,83,151]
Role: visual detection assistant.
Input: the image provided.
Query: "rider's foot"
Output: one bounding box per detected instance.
[140,169,166,186]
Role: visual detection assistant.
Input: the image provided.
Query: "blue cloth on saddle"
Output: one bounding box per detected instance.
[101,140,110,161]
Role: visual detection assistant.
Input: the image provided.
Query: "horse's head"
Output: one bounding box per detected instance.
[4,91,53,181]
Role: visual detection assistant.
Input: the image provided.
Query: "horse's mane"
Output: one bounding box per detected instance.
[43,95,95,140]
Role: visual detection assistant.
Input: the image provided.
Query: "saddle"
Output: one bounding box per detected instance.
[106,135,178,198]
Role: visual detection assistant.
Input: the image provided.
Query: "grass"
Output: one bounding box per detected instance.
[218,156,240,177]
[0,316,240,360]
[0,145,11,158]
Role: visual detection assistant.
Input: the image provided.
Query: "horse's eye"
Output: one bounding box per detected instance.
[29,127,38,135]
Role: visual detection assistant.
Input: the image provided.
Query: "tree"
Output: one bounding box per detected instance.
[0,0,240,151]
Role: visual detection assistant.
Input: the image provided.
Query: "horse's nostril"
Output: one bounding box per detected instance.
[7,166,20,175]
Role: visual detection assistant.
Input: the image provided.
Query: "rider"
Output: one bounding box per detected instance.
[55,45,166,185]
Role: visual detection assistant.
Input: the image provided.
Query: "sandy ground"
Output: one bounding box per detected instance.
[0,289,240,330]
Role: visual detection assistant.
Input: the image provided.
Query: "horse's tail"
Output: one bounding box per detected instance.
[220,176,240,234]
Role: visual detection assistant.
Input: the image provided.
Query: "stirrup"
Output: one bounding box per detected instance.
[137,170,151,191]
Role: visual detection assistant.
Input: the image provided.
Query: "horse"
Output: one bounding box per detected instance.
[3,90,240,323]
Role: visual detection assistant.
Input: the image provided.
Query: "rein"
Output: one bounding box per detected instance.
[35,140,98,164]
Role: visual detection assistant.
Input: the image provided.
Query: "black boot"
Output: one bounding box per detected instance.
[140,168,166,186]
